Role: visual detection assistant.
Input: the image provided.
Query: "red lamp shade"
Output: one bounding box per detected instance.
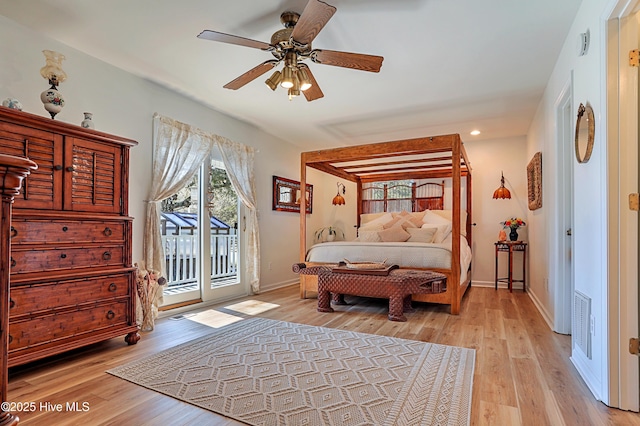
[332,182,346,205]
[493,172,511,199]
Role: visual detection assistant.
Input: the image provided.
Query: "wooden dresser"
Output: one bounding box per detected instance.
[0,106,139,367]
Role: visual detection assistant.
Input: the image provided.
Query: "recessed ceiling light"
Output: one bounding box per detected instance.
[470,130,481,136]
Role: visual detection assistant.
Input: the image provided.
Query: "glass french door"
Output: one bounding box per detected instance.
[162,156,244,307]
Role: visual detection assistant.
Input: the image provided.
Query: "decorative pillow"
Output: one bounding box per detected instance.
[410,210,428,222]
[357,223,384,242]
[422,210,452,225]
[378,226,411,242]
[384,211,423,229]
[407,227,437,243]
[427,210,468,237]
[421,223,452,243]
[360,212,393,228]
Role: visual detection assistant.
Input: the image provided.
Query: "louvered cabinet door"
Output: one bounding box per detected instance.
[0,122,64,210]
[63,137,122,214]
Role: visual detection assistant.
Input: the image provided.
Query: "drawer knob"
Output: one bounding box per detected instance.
[10,226,17,238]
[66,166,74,172]
[9,298,15,309]
[10,257,16,267]
[62,226,69,232]
[108,283,117,292]
[106,310,115,320]
[60,253,67,259]
[103,227,112,236]
[54,165,63,171]
[103,251,112,261]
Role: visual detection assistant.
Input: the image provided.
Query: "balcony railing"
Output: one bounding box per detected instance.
[162,232,238,289]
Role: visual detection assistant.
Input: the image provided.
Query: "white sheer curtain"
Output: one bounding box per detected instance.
[214,137,260,292]
[143,113,261,292]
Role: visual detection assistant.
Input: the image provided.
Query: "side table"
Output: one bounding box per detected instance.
[495,241,527,292]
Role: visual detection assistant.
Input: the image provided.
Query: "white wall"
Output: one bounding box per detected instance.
[464,137,528,286]
[527,0,612,403]
[0,15,305,293]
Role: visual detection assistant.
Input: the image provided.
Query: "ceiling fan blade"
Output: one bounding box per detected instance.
[223,61,278,90]
[197,30,272,50]
[311,49,383,72]
[291,0,337,46]
[300,66,324,101]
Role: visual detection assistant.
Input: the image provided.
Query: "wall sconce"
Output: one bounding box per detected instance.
[492,172,511,199]
[332,182,346,205]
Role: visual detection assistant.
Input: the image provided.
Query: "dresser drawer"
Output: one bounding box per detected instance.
[9,273,131,318]
[10,245,125,274]
[8,300,130,352]
[10,219,125,245]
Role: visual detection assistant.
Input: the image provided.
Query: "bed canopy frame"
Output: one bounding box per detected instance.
[299,133,472,314]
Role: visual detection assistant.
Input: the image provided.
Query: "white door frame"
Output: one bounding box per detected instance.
[605,0,640,411]
[554,76,574,335]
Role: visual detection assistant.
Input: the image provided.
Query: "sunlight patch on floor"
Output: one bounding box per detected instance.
[186,309,243,328]
[224,300,280,315]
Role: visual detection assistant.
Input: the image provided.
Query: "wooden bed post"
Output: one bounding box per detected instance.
[299,153,308,298]
[450,135,462,315]
[300,153,307,263]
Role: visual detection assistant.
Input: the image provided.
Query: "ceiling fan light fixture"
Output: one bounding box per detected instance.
[265,70,282,91]
[281,66,294,89]
[297,67,312,91]
[288,87,300,100]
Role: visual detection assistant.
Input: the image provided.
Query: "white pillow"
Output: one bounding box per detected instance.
[428,210,468,237]
[360,212,393,228]
[422,210,452,225]
[358,230,382,242]
[407,227,437,243]
[421,223,452,243]
[357,223,384,242]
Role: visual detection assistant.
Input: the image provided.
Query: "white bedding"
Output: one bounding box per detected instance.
[306,236,472,282]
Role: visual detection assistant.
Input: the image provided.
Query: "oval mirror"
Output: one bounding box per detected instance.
[575,103,595,163]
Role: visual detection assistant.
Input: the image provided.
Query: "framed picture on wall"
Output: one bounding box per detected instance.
[527,152,542,210]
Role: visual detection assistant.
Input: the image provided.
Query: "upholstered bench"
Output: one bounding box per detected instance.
[293,263,447,321]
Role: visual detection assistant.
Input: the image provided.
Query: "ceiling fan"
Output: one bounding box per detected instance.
[197,0,384,101]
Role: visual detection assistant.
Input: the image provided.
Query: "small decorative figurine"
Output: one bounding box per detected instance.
[498,229,507,241]
[2,98,23,111]
[81,112,95,129]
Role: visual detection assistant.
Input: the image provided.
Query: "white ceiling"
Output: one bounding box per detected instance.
[0,0,582,149]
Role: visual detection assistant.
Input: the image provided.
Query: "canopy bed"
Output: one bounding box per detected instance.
[299,134,472,314]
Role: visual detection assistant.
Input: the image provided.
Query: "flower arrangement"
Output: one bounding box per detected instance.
[501,217,526,230]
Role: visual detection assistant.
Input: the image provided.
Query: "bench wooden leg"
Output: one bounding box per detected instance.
[388,295,407,322]
[317,290,334,313]
[332,293,347,305]
[402,295,416,313]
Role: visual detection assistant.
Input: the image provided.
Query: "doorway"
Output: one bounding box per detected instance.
[162,156,244,308]
[555,77,574,335]
[606,0,640,411]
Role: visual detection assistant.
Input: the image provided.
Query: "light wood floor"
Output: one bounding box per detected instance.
[7,285,640,425]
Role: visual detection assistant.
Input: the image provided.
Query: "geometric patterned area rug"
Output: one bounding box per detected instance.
[108,318,475,425]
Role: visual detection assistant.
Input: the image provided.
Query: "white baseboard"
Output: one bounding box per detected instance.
[256,279,299,293]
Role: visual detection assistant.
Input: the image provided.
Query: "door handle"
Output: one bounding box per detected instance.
[566,228,572,236]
